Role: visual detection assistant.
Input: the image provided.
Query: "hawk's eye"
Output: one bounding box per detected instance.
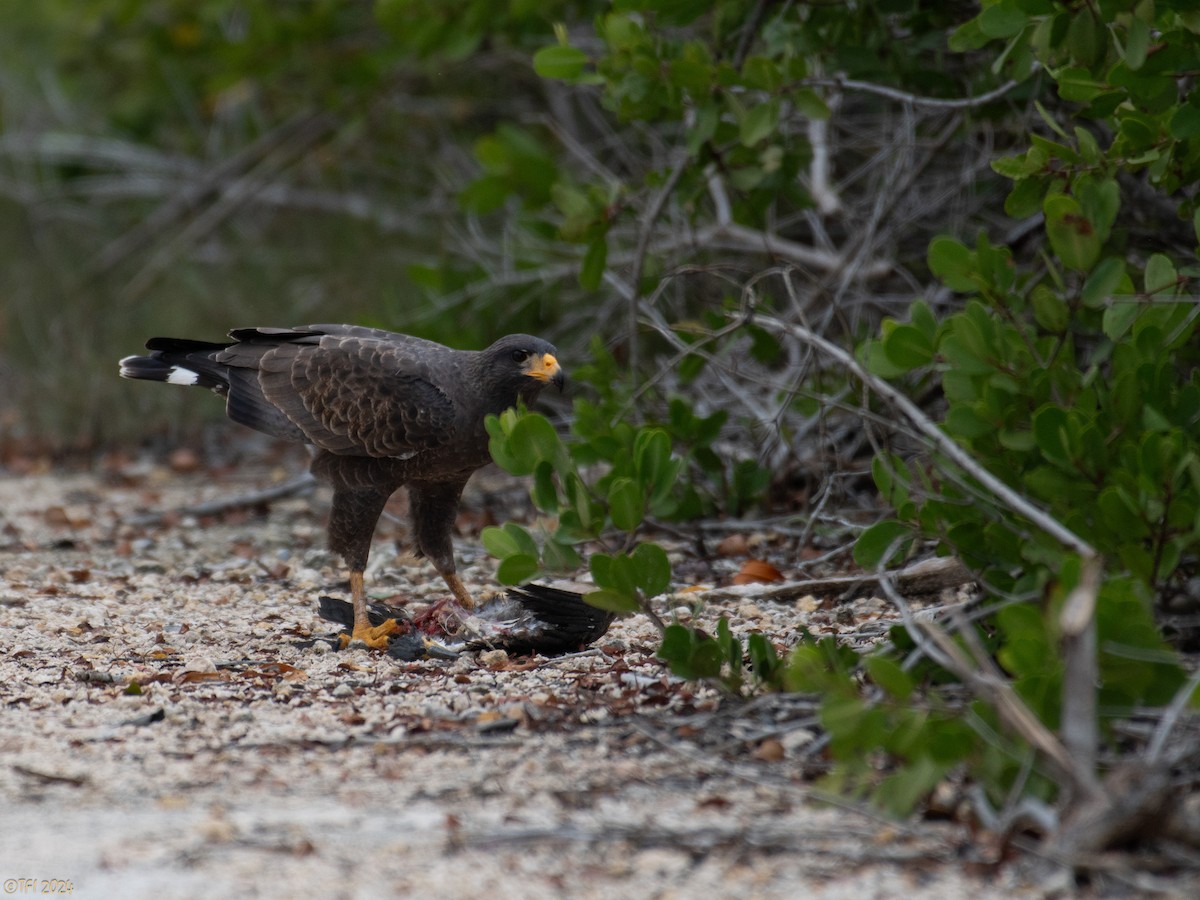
[510,349,531,363]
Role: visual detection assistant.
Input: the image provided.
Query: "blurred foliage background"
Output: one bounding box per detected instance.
[0,0,1032,455]
[0,0,567,447]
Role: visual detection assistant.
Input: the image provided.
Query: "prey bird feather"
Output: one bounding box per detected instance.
[120,324,563,649]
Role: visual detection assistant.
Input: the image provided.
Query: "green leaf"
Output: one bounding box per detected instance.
[607,476,644,531]
[791,88,830,120]
[864,339,908,378]
[1055,66,1105,102]
[1066,11,1102,68]
[853,519,912,568]
[481,525,520,559]
[1145,253,1178,294]
[591,552,637,597]
[1103,299,1140,341]
[865,655,915,701]
[531,460,559,512]
[504,522,539,557]
[634,428,672,485]
[875,756,946,818]
[569,473,596,534]
[505,413,566,474]
[1032,285,1070,330]
[631,542,671,597]
[497,553,540,584]
[585,588,641,614]
[533,45,588,80]
[658,624,723,678]
[459,175,511,214]
[1169,103,1200,140]
[945,405,993,439]
[927,237,976,291]
[1076,178,1119,243]
[580,236,607,290]
[716,617,742,676]
[1081,257,1125,308]
[740,100,779,147]
[978,1,1028,39]
[1123,16,1151,70]
[542,537,582,573]
[669,55,711,95]
[1005,176,1045,219]
[883,324,935,369]
[1044,193,1100,271]
[949,18,988,52]
[1032,405,1071,465]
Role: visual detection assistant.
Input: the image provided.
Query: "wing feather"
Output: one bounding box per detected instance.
[253,334,460,457]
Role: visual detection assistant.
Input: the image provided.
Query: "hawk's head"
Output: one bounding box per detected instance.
[482,334,564,401]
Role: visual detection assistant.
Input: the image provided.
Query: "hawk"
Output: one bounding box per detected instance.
[119,324,562,649]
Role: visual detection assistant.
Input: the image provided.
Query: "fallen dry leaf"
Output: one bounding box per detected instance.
[752,738,786,762]
[733,559,783,585]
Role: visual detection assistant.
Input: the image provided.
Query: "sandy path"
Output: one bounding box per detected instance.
[0,467,1052,898]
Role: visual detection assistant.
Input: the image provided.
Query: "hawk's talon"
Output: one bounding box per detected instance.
[339,617,402,651]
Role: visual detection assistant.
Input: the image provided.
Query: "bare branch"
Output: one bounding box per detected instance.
[1146,666,1200,764]
[758,277,1099,562]
[1059,555,1101,772]
[802,70,1037,110]
[84,111,334,280]
[628,151,691,376]
[121,114,337,300]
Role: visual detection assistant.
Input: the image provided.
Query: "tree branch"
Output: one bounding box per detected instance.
[757,279,1099,561]
[801,70,1036,110]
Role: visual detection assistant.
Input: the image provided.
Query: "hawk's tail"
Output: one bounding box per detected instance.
[118,338,232,394]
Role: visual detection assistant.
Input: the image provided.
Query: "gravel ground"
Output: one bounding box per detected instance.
[0,463,1102,898]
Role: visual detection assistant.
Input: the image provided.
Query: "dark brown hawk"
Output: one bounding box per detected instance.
[119,324,562,649]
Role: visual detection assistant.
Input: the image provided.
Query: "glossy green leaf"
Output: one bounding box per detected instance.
[607,476,644,531]
[585,587,641,614]
[481,524,520,559]
[631,542,671,597]
[531,460,559,512]
[497,553,540,584]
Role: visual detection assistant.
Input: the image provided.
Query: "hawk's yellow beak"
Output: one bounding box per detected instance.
[526,352,564,390]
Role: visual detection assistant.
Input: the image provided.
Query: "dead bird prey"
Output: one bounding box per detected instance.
[316,584,616,660]
[119,324,563,649]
